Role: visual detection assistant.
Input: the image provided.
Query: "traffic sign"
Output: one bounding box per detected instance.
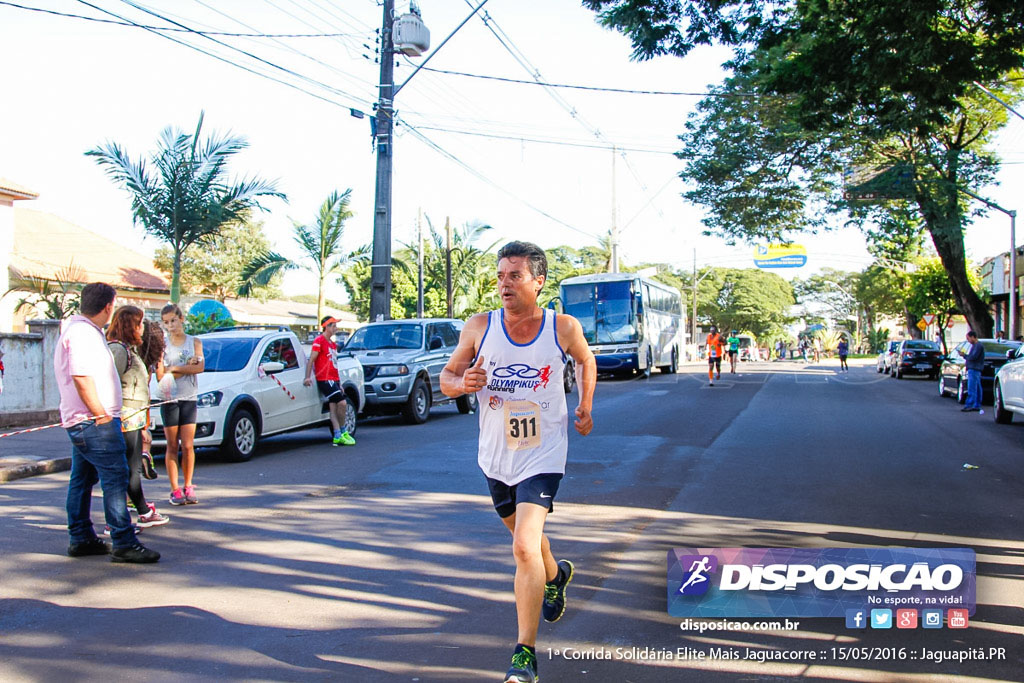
[921,314,936,325]
[947,320,955,329]
[916,320,928,331]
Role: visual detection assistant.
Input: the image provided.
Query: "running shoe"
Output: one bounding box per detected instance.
[337,431,356,446]
[543,559,574,623]
[183,485,198,504]
[141,452,158,480]
[68,538,110,557]
[503,647,538,683]
[169,489,187,506]
[137,504,169,528]
[126,498,136,511]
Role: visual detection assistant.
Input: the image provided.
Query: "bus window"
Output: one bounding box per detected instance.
[562,281,637,344]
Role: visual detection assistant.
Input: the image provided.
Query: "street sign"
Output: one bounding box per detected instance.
[922,314,936,325]
[947,320,955,329]
[843,163,915,201]
[917,320,928,331]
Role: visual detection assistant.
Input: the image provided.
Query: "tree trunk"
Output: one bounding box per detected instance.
[317,272,326,325]
[905,307,921,339]
[171,247,182,303]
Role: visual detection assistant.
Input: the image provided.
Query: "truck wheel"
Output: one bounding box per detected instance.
[456,391,478,414]
[403,377,431,424]
[563,361,576,393]
[223,408,258,462]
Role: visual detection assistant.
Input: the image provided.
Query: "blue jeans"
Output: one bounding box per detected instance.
[966,369,983,410]
[65,418,137,548]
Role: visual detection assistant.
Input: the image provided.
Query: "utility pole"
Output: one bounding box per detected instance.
[445,216,453,318]
[692,249,698,353]
[416,207,424,318]
[369,0,395,323]
[610,146,619,273]
[960,187,1018,338]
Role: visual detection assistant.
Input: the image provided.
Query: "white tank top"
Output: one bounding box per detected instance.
[476,308,568,485]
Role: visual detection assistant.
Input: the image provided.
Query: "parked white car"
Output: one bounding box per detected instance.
[151,327,364,461]
[992,344,1024,424]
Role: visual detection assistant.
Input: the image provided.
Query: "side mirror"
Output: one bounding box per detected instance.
[260,361,285,374]
[429,336,444,351]
[1008,350,1017,360]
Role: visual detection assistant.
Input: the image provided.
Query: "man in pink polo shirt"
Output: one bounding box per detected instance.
[55,283,159,563]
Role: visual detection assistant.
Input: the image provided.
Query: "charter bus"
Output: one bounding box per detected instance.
[559,272,686,375]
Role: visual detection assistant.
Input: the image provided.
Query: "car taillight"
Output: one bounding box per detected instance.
[903,352,914,358]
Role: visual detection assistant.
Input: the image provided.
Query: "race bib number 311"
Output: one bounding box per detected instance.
[505,400,542,451]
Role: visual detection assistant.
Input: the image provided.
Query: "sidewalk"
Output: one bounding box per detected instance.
[0,422,70,483]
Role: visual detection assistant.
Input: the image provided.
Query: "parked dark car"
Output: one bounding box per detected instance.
[890,339,942,379]
[938,339,1022,404]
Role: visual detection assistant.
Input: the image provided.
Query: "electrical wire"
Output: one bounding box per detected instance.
[407,124,678,155]
[0,0,362,36]
[398,117,601,240]
[75,0,365,111]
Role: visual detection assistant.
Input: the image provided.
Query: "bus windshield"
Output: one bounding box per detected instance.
[562,280,637,344]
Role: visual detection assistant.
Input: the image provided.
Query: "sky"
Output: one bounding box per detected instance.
[2,0,1023,304]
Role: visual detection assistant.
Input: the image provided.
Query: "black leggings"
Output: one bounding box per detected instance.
[124,429,148,513]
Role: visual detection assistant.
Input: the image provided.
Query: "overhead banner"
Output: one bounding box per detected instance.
[754,244,807,268]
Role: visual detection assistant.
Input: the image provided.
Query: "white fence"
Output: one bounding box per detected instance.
[0,320,60,427]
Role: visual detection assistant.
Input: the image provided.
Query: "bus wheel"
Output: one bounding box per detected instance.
[661,347,678,374]
[642,348,653,379]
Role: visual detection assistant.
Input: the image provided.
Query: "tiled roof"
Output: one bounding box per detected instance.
[0,178,39,200]
[11,208,169,292]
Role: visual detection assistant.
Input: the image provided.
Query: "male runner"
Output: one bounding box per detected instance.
[441,241,596,683]
[726,330,740,374]
[303,316,355,446]
[706,326,724,385]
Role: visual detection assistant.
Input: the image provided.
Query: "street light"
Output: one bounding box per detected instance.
[368,0,491,322]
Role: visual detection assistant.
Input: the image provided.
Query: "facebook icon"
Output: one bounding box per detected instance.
[845,609,866,629]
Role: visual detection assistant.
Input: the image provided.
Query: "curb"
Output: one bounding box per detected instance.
[0,457,71,483]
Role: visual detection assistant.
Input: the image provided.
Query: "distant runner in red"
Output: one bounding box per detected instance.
[304,316,355,446]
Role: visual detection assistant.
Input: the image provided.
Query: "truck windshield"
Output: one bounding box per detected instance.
[345,324,423,350]
[562,281,636,344]
[197,337,260,372]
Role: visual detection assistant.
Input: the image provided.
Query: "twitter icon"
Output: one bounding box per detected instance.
[870,609,892,629]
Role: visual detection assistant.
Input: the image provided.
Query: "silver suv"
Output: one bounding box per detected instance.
[344,318,477,424]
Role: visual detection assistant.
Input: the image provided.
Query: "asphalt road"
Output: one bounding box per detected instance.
[1,358,1022,682]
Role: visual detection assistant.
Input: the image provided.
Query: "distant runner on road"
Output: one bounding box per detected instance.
[441,241,597,683]
[726,330,740,374]
[706,327,724,386]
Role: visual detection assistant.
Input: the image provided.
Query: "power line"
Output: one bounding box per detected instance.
[112,0,369,105]
[398,118,601,240]
[75,0,364,111]
[408,124,678,155]
[0,0,362,36]
[419,65,760,97]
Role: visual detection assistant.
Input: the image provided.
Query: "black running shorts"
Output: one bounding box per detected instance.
[708,356,722,370]
[317,380,344,404]
[487,473,563,518]
[161,400,197,427]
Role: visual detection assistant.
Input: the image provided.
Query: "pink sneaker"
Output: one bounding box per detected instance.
[183,485,198,504]
[169,489,187,506]
[137,506,169,528]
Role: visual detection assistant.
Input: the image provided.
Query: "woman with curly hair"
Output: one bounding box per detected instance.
[139,319,167,464]
[106,306,168,528]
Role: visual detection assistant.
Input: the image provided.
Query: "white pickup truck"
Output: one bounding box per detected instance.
[150,327,364,461]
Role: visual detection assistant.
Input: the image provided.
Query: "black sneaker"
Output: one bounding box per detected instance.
[68,538,110,557]
[543,559,574,623]
[110,542,160,563]
[504,646,538,683]
[141,452,158,480]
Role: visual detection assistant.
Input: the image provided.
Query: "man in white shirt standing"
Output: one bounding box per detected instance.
[55,282,159,563]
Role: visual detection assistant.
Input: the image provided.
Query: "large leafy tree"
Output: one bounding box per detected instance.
[793,268,860,328]
[584,0,1024,337]
[154,219,281,302]
[87,112,284,302]
[695,268,794,337]
[239,189,359,323]
[906,257,980,344]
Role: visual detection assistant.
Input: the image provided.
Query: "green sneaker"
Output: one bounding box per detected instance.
[543,559,574,623]
[504,646,538,683]
[336,431,356,446]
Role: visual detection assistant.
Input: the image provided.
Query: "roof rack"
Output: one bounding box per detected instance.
[210,325,290,332]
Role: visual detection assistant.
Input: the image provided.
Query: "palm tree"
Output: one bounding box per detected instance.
[87,111,284,302]
[239,189,359,323]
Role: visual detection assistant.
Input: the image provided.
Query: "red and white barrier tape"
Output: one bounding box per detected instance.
[258,366,296,400]
[0,397,183,440]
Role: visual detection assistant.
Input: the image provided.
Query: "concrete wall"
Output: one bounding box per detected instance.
[0,319,61,427]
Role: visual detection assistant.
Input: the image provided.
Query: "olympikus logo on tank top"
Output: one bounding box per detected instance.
[476,308,569,486]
